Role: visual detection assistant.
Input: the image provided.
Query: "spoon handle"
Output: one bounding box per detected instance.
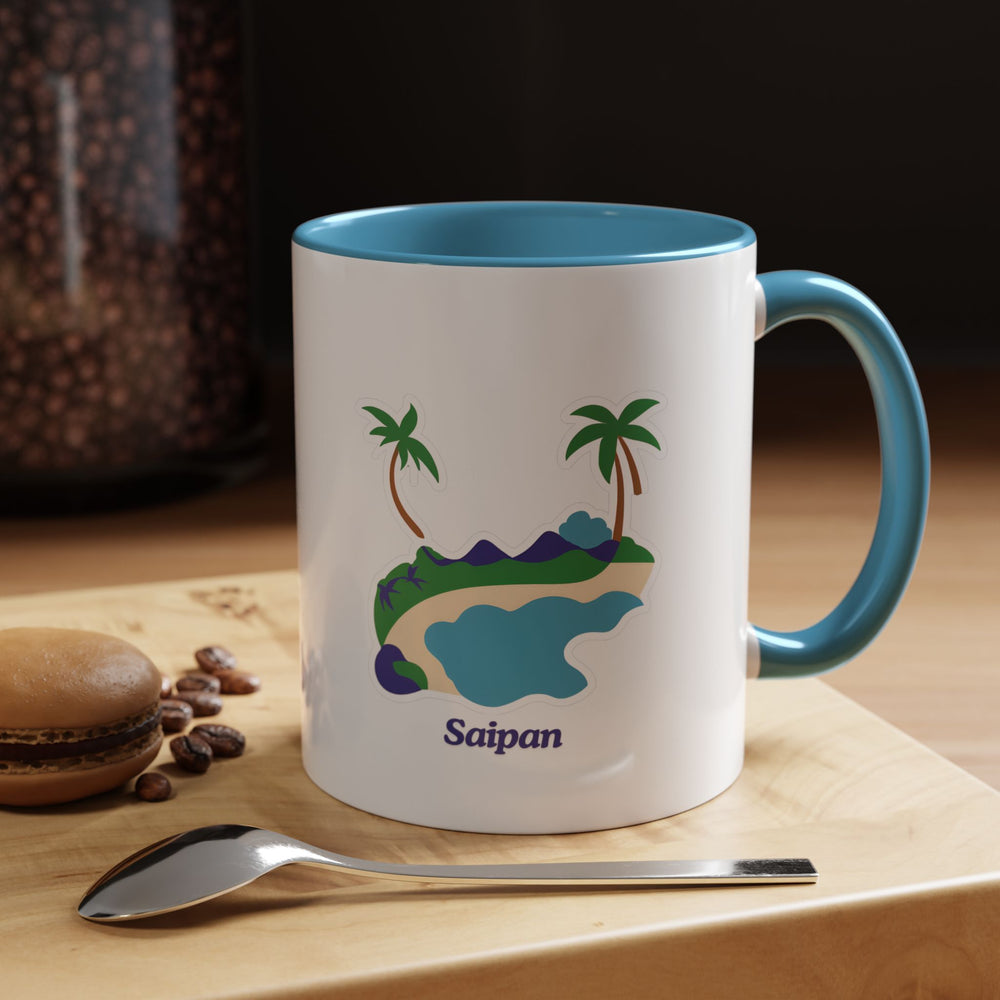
[313,854,818,887]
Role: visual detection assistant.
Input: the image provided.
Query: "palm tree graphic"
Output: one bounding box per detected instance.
[363,403,440,539]
[565,399,661,541]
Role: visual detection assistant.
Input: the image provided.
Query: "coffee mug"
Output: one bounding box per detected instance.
[292,201,929,833]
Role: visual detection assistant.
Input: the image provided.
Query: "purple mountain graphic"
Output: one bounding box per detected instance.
[423,531,618,569]
[514,531,575,562]
[457,539,510,566]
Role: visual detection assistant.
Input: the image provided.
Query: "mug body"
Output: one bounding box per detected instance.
[293,202,757,832]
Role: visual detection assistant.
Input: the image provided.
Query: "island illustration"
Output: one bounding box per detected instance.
[362,398,661,708]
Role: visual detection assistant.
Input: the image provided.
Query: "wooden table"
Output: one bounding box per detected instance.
[2,571,998,999]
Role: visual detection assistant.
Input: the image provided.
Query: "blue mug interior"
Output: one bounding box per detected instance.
[293,201,755,267]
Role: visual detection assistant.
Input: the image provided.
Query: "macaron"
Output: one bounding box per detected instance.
[0,627,163,806]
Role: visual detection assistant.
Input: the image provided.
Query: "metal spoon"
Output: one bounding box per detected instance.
[77,823,817,922]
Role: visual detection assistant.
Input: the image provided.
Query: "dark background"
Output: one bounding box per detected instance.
[242,0,997,372]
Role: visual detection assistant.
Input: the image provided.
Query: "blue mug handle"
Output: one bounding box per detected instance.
[751,271,930,678]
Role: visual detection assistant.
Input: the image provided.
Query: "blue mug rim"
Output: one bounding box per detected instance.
[292,201,756,267]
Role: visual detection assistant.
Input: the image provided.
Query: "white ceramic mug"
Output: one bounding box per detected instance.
[292,202,929,833]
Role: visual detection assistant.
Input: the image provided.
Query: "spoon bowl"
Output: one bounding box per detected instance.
[78,823,817,922]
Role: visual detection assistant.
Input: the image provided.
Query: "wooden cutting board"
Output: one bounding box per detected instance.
[1,571,998,999]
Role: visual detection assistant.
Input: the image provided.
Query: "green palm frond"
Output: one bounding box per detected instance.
[362,405,399,431]
[398,404,419,437]
[597,432,618,483]
[619,397,659,425]
[566,397,661,485]
[406,439,440,482]
[570,403,616,424]
[565,422,608,459]
[619,425,661,450]
[364,402,440,480]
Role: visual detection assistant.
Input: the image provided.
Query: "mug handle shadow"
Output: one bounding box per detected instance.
[749,271,930,678]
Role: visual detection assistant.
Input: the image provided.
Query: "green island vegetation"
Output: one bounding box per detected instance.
[373,535,653,644]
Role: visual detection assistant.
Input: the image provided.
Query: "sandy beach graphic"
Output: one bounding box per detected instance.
[384,561,654,696]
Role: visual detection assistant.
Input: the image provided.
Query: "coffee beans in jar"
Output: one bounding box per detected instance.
[0,1,263,513]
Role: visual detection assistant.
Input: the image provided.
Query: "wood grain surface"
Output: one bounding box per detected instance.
[1,571,998,999]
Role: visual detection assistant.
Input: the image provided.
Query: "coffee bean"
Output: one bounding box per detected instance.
[159,673,173,699]
[194,645,237,674]
[218,669,260,695]
[170,733,213,773]
[176,671,221,694]
[135,771,172,801]
[1,0,258,503]
[191,723,245,758]
[172,689,223,717]
[159,698,194,733]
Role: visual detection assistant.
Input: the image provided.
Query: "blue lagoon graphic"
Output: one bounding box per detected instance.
[424,592,643,707]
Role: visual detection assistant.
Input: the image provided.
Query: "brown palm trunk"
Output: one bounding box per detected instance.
[619,437,642,495]
[612,451,625,542]
[388,445,424,539]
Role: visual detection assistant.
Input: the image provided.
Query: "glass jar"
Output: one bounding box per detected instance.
[0,0,263,513]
